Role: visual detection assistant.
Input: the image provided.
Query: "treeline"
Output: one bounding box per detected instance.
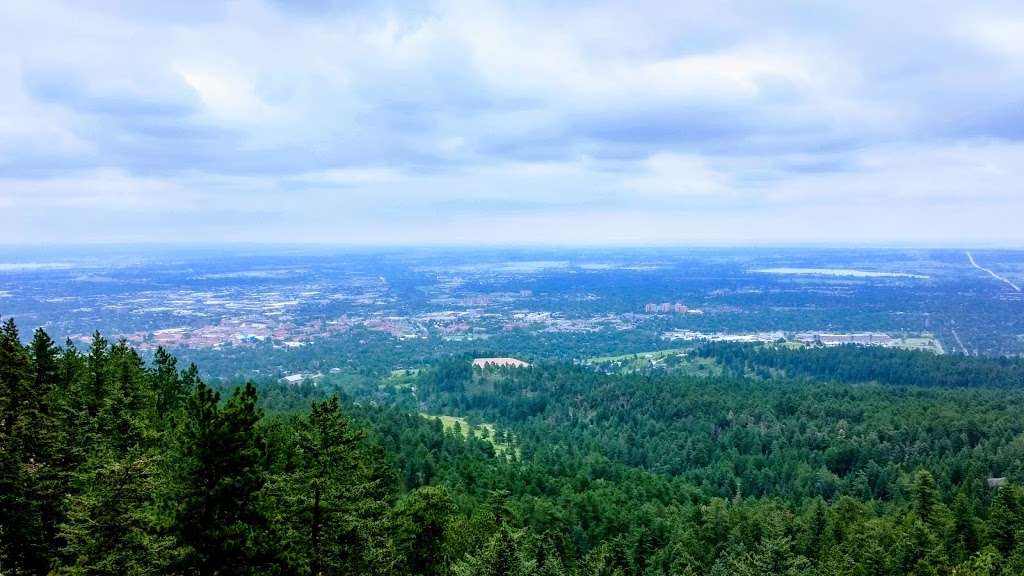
[416,361,1024,497]
[0,318,545,575]
[412,359,1024,574]
[694,342,1024,388]
[7,316,1024,574]
[176,325,668,382]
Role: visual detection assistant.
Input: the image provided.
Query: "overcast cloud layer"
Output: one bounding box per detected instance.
[1,0,1023,245]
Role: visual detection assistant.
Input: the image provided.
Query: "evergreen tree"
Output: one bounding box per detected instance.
[84,332,109,419]
[56,338,90,462]
[951,491,980,562]
[950,546,1001,576]
[452,524,537,576]
[99,340,154,453]
[748,513,810,575]
[272,395,395,575]
[1003,545,1024,575]
[912,469,945,530]
[171,381,274,575]
[531,537,568,576]
[0,317,44,574]
[57,447,174,575]
[394,485,456,576]
[25,328,67,572]
[30,328,59,393]
[799,498,827,560]
[986,485,1021,556]
[898,517,948,576]
[151,347,184,420]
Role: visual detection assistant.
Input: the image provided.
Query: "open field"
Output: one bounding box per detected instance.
[586,348,723,376]
[421,413,518,458]
[898,336,945,354]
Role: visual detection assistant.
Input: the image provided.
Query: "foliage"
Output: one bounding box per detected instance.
[4,316,1024,575]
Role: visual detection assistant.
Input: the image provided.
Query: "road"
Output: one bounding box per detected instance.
[966,251,1021,292]
[950,326,970,356]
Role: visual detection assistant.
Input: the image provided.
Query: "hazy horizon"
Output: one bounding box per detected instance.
[3,241,1024,251]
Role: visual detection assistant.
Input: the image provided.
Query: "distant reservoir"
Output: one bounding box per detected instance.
[752,267,929,279]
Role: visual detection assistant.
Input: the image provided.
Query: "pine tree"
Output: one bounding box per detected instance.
[986,485,1021,555]
[825,496,863,549]
[98,340,154,453]
[150,347,183,420]
[53,338,91,485]
[951,491,980,562]
[0,317,49,574]
[272,395,396,575]
[1003,545,1024,574]
[84,332,108,419]
[26,328,67,572]
[749,513,810,576]
[452,524,537,576]
[0,318,30,438]
[394,485,456,576]
[800,498,827,560]
[30,328,59,393]
[171,381,274,575]
[179,362,201,397]
[950,546,1001,576]
[899,517,948,576]
[58,446,174,575]
[532,537,568,576]
[913,469,944,530]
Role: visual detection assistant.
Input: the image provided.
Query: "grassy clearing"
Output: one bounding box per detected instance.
[385,368,420,389]
[421,413,518,459]
[898,336,944,354]
[390,368,421,377]
[586,348,723,376]
[673,355,724,376]
[585,347,689,364]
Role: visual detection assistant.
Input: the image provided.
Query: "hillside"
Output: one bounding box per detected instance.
[4,317,1024,574]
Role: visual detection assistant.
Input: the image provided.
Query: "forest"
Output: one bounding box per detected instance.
[4,316,1024,575]
[693,343,1024,389]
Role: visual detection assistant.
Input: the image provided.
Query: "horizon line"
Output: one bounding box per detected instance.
[2,241,1024,251]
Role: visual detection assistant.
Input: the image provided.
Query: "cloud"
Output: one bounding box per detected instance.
[1,0,1023,245]
[964,15,1024,63]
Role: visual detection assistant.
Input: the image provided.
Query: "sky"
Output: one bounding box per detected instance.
[1,0,1023,246]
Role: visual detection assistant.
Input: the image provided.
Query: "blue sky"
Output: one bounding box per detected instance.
[1,0,1023,245]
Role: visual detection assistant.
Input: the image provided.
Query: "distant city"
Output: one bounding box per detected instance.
[1,247,1022,381]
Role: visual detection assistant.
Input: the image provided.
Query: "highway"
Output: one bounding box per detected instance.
[966,251,1021,292]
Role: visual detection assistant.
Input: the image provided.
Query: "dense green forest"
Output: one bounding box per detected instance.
[4,316,1024,575]
[694,343,1024,389]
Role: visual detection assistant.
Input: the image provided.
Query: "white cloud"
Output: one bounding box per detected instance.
[295,167,404,185]
[964,15,1024,64]
[768,140,1024,204]
[178,68,278,126]
[621,154,733,197]
[0,0,1023,244]
[0,168,197,210]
